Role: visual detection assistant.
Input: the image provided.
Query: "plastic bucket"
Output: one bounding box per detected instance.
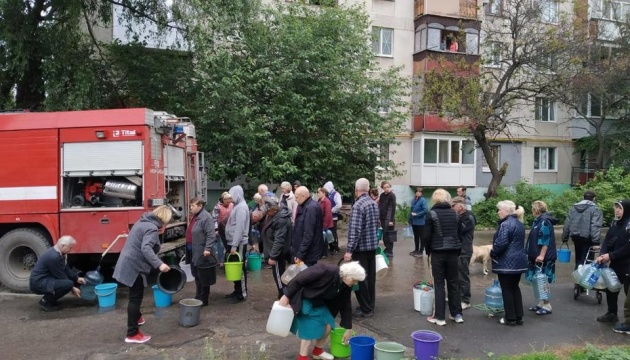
[247,251,262,271]
[375,341,406,360]
[376,246,390,265]
[349,335,376,360]
[558,244,571,263]
[375,254,389,280]
[330,328,355,358]
[179,298,203,327]
[225,252,243,281]
[411,330,442,360]
[196,254,217,286]
[157,266,186,294]
[152,284,172,308]
[179,256,194,282]
[94,283,117,308]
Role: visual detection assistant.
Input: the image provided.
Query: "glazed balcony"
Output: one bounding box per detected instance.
[415,0,479,20]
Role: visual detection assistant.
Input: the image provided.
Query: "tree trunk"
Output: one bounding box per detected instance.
[473,127,507,199]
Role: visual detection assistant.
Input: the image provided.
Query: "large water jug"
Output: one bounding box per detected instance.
[81,268,104,301]
[266,301,294,337]
[485,279,504,309]
[281,262,308,285]
[419,288,434,316]
[600,266,622,292]
[579,263,600,290]
[532,268,550,301]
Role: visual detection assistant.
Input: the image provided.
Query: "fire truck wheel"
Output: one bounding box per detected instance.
[0,229,51,293]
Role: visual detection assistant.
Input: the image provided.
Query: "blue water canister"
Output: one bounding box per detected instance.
[532,269,550,300]
[579,263,601,290]
[485,279,504,309]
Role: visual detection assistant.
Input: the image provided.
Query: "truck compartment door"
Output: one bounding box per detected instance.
[60,211,129,254]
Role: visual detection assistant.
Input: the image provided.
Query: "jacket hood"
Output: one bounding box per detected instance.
[574,200,597,213]
[538,212,558,225]
[323,181,335,193]
[615,199,630,223]
[275,206,292,220]
[229,185,245,205]
[140,212,163,228]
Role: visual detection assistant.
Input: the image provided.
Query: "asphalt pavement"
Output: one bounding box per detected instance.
[1,228,629,360]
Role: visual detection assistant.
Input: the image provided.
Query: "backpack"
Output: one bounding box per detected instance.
[328,190,338,211]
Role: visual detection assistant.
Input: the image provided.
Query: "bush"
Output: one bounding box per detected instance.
[395,203,411,224]
[581,166,630,224]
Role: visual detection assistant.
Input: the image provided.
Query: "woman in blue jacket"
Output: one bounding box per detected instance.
[409,187,428,257]
[490,200,527,326]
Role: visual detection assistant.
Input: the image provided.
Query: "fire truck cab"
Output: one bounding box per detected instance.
[0,108,206,292]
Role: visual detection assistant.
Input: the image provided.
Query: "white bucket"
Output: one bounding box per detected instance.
[413,287,422,312]
[375,254,389,280]
[179,256,195,282]
[266,301,294,337]
[419,288,435,315]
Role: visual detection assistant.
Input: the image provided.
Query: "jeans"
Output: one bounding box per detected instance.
[431,251,462,320]
[497,273,523,322]
[458,256,471,304]
[353,249,376,313]
[127,275,144,337]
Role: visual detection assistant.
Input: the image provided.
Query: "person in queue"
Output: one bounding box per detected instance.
[490,200,527,326]
[526,200,557,316]
[279,261,366,360]
[261,197,293,299]
[187,197,216,306]
[113,205,173,343]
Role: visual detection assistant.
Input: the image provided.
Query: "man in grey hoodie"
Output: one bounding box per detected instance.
[562,190,603,270]
[225,185,253,303]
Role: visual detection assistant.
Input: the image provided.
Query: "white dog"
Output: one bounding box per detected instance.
[470,245,493,275]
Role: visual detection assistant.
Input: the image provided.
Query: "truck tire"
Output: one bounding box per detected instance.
[0,229,51,293]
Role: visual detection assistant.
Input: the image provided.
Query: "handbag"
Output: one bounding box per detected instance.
[384,229,398,243]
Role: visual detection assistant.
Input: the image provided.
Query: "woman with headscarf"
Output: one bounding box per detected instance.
[186,197,216,306]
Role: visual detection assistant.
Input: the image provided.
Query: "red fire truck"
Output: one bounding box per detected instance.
[0,108,206,292]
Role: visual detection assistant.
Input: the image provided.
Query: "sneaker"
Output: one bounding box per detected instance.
[449,314,464,323]
[597,312,619,323]
[39,298,59,312]
[312,351,334,360]
[427,316,446,326]
[613,323,630,334]
[461,302,471,310]
[125,331,151,344]
[137,316,145,326]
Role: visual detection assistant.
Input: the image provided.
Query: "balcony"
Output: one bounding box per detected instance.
[415,0,425,18]
[414,113,467,132]
[415,0,478,20]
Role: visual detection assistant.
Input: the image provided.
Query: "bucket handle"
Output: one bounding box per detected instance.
[559,242,570,251]
[248,249,260,256]
[95,286,117,297]
[180,255,186,264]
[226,252,242,263]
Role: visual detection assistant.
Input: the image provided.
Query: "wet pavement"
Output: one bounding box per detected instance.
[1,227,629,360]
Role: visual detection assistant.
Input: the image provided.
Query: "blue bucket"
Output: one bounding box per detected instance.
[558,243,571,263]
[152,285,172,308]
[94,283,118,308]
[349,335,376,360]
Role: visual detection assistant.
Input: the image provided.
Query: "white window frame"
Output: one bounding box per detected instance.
[483,42,502,67]
[540,0,559,24]
[423,137,475,165]
[534,147,557,171]
[482,145,501,172]
[581,93,602,117]
[373,27,394,57]
[535,97,556,122]
[601,0,630,21]
[487,0,501,14]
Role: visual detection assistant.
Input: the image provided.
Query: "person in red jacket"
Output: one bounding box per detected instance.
[318,187,334,258]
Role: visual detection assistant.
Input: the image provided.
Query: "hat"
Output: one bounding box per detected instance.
[293,180,301,187]
[260,197,279,213]
[583,190,596,201]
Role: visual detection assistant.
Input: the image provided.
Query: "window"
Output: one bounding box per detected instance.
[483,42,501,67]
[540,0,559,23]
[372,27,393,57]
[482,145,500,172]
[601,0,630,21]
[465,32,479,55]
[412,140,422,164]
[485,0,501,14]
[534,147,556,171]
[581,94,602,117]
[423,138,475,165]
[535,97,555,121]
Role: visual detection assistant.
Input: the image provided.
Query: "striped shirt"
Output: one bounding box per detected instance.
[346,193,379,253]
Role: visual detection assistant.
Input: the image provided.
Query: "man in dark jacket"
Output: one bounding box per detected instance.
[452,196,476,310]
[292,186,323,266]
[261,197,293,298]
[378,181,397,257]
[30,235,86,311]
[562,190,603,270]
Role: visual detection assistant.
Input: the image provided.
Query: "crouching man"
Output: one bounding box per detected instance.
[29,235,85,311]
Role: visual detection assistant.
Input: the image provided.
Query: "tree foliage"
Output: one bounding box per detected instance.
[189,0,409,189]
[417,0,572,198]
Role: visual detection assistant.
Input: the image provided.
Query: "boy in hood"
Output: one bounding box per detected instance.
[562,190,603,270]
[225,185,252,303]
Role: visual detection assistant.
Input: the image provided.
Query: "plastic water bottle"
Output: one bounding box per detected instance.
[579,263,600,290]
[485,279,504,309]
[532,269,550,301]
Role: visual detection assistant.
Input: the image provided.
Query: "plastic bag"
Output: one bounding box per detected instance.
[600,266,622,292]
[532,266,551,301]
[404,225,414,239]
[280,262,308,285]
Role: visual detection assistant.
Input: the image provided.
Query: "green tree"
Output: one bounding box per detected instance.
[189,0,409,188]
[418,0,571,198]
